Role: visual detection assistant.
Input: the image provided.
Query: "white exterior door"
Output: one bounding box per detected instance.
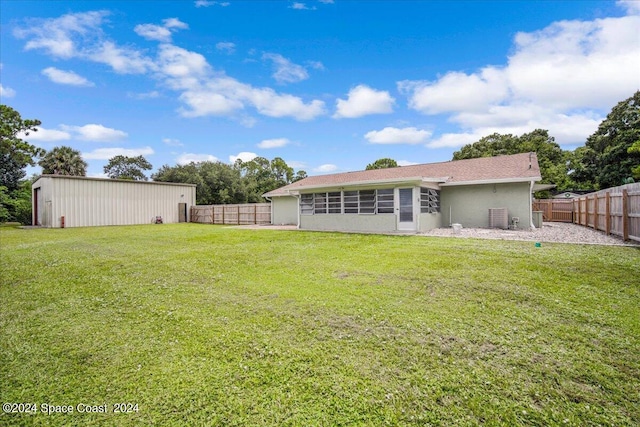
[396,187,416,231]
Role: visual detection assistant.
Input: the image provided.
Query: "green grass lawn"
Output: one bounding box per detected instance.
[1,224,639,426]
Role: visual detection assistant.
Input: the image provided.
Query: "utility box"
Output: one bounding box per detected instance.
[532,211,543,229]
[488,208,509,229]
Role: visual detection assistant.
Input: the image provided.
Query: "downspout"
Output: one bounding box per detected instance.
[264,196,273,225]
[529,180,536,229]
[286,190,301,229]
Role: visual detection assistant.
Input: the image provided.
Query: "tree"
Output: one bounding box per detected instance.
[452,129,574,194]
[39,146,87,176]
[628,140,640,180]
[1,105,43,191]
[293,170,307,182]
[153,161,247,205]
[366,158,398,170]
[572,91,640,189]
[104,155,152,181]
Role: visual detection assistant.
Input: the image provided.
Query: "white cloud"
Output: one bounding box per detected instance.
[163,18,188,30]
[314,164,337,173]
[229,151,258,163]
[162,138,183,146]
[134,18,188,43]
[364,127,431,145]
[176,153,218,165]
[258,138,290,149]
[334,85,395,118]
[618,0,640,14]
[399,67,508,114]
[42,67,94,86]
[397,160,418,166]
[286,160,306,169]
[15,11,154,74]
[401,12,640,147]
[84,146,154,160]
[176,75,326,120]
[60,124,128,142]
[89,41,155,74]
[427,132,491,149]
[291,3,315,10]
[134,24,172,42]
[18,126,72,142]
[0,84,16,98]
[15,11,327,122]
[14,10,109,59]
[262,53,309,84]
[128,90,161,99]
[216,42,236,54]
[194,1,229,7]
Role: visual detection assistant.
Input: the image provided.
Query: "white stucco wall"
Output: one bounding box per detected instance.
[440,182,532,229]
[300,213,397,233]
[271,196,298,225]
[32,176,196,228]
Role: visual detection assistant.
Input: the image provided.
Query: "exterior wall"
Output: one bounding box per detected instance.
[32,176,196,228]
[419,212,442,232]
[300,213,397,233]
[440,182,532,229]
[271,196,298,225]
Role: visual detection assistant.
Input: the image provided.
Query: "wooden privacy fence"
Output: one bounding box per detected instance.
[534,183,640,242]
[190,203,271,225]
[532,199,573,222]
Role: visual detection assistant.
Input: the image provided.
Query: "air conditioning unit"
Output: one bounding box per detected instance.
[488,208,508,229]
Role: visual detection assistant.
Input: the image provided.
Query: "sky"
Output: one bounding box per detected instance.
[1,0,639,178]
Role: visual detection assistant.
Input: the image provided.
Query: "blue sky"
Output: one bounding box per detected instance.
[1,0,639,178]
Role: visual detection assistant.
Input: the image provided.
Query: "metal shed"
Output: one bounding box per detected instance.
[32,175,197,228]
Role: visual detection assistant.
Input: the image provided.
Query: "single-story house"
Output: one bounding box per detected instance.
[263,153,542,233]
[32,175,196,228]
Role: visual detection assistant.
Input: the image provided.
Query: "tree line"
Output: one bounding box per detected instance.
[1,91,639,223]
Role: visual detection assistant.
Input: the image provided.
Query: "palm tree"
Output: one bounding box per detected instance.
[38,146,88,176]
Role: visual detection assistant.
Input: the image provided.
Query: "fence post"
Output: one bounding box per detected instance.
[222,205,225,224]
[594,195,599,231]
[254,204,257,224]
[622,189,629,241]
[237,205,240,225]
[605,192,610,235]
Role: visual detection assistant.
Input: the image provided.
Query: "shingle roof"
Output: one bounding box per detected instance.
[264,152,541,197]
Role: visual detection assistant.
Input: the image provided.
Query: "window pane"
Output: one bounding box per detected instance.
[344,191,358,214]
[328,191,341,213]
[420,188,440,213]
[301,194,314,215]
[359,190,375,214]
[377,189,394,214]
[314,192,327,214]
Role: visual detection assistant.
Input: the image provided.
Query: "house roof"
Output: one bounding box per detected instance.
[264,152,541,197]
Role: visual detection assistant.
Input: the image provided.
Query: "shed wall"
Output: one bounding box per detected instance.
[33,177,196,228]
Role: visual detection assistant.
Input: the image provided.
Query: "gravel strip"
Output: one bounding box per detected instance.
[422,222,638,246]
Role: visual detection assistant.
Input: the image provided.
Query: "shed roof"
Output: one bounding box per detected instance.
[264,152,541,197]
[34,174,197,187]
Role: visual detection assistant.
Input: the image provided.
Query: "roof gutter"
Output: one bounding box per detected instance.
[440,177,542,187]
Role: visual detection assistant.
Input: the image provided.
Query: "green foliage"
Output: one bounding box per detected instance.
[1,225,638,425]
[572,91,640,189]
[153,157,302,204]
[1,104,44,191]
[453,129,574,195]
[628,140,640,180]
[0,180,32,224]
[366,158,398,170]
[153,161,246,204]
[38,145,87,176]
[104,155,152,181]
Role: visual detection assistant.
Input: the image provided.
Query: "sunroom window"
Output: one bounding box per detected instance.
[420,188,440,213]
